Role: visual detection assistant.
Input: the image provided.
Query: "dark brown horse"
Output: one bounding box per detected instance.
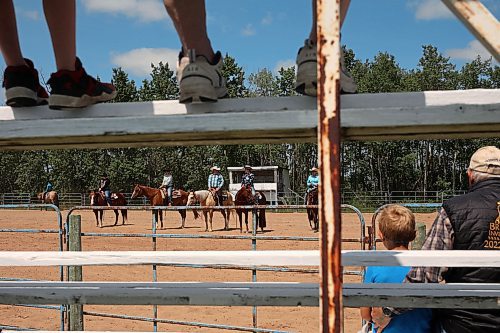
[89,190,128,228]
[306,187,319,231]
[234,186,267,233]
[131,185,197,229]
[37,191,59,208]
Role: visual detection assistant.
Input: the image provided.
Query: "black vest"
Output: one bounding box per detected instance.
[439,178,500,333]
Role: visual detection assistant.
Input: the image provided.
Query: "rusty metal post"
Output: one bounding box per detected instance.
[317,0,343,332]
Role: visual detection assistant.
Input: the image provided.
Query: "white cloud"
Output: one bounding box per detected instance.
[274,59,296,74]
[409,0,453,20]
[241,24,256,36]
[110,48,178,77]
[446,40,496,61]
[261,13,273,25]
[19,9,40,21]
[82,0,166,22]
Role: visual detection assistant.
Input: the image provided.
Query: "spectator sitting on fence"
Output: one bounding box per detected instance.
[360,204,432,333]
[163,0,356,104]
[373,146,500,333]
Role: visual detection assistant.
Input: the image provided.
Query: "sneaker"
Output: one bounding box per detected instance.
[47,57,117,110]
[2,58,49,107]
[295,39,357,96]
[176,50,227,104]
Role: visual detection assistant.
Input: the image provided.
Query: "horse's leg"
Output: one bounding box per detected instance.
[244,210,249,233]
[179,210,186,228]
[99,210,104,228]
[237,210,242,233]
[159,209,163,229]
[220,209,227,231]
[209,210,215,232]
[121,209,127,225]
[203,211,209,231]
[113,209,119,226]
[93,210,99,227]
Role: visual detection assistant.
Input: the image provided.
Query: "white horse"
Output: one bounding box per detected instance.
[186,190,235,232]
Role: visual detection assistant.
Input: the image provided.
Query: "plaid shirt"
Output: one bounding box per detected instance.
[241,173,255,186]
[390,207,454,315]
[208,173,224,189]
[405,207,454,283]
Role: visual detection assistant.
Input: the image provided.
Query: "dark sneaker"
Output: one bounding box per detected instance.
[2,58,49,107]
[47,57,117,110]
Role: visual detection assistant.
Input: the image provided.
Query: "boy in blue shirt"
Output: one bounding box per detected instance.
[361,204,432,333]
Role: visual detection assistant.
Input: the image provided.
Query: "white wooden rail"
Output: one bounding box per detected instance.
[0,89,499,150]
[1,250,499,267]
[0,281,498,309]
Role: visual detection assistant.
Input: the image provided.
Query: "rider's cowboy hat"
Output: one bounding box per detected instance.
[310,167,319,172]
[243,165,252,170]
[210,166,221,171]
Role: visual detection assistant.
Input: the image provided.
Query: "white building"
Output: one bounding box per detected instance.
[228,166,291,204]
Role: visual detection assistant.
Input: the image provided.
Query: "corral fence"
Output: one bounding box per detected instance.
[60,203,366,332]
[0,204,65,331]
[0,191,466,210]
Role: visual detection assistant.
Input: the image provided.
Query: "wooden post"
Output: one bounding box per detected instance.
[68,215,83,330]
[318,0,343,331]
[412,222,427,250]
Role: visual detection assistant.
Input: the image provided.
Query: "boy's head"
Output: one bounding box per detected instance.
[377,204,416,249]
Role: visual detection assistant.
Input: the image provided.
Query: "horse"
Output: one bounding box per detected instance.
[89,190,128,228]
[131,185,197,229]
[37,191,59,208]
[234,186,267,233]
[306,187,319,231]
[186,190,235,232]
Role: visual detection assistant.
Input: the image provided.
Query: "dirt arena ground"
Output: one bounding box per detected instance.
[0,208,438,332]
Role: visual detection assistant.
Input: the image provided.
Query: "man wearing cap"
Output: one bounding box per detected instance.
[208,166,224,206]
[241,165,255,196]
[374,146,500,333]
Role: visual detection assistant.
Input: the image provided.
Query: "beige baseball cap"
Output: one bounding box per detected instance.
[469,146,500,175]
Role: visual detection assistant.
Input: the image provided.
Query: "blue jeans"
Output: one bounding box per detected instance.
[104,190,111,205]
[167,186,173,204]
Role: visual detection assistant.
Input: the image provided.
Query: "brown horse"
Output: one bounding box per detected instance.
[306,187,319,231]
[37,191,59,208]
[131,185,197,229]
[89,190,128,228]
[234,186,267,233]
[186,190,235,232]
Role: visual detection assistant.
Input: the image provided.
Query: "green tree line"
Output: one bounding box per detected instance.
[0,45,498,195]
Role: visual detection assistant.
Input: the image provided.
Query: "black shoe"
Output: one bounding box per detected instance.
[47,57,117,110]
[2,58,49,107]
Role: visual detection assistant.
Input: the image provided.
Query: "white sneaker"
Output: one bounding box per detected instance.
[295,39,357,96]
[176,50,228,103]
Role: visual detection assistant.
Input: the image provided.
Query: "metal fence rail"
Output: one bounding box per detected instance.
[0,204,65,331]
[64,203,365,332]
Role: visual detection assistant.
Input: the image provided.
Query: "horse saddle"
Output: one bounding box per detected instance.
[159,188,167,200]
[172,190,181,199]
[221,190,229,201]
[111,193,119,200]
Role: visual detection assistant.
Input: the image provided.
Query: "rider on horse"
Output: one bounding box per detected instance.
[99,173,112,207]
[43,181,53,200]
[159,169,174,206]
[305,167,320,203]
[241,165,256,196]
[208,166,224,206]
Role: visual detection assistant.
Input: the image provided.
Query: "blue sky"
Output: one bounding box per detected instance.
[1,0,499,103]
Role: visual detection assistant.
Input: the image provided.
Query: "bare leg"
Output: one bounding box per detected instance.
[0,0,25,66]
[43,0,76,71]
[163,0,214,61]
[309,0,351,43]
